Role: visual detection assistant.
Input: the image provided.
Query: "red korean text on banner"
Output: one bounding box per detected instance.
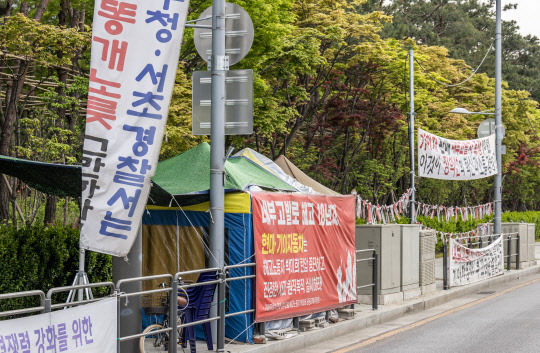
[252,193,356,322]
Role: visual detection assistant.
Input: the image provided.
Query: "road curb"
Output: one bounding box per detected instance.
[239,264,540,353]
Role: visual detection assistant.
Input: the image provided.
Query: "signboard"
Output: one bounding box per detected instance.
[193,2,254,66]
[0,298,117,352]
[80,0,190,256]
[449,236,504,287]
[418,128,497,180]
[252,193,356,322]
[192,69,253,135]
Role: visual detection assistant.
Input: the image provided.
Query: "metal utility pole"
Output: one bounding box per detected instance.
[409,49,416,223]
[494,0,502,235]
[209,0,226,270]
[209,0,226,347]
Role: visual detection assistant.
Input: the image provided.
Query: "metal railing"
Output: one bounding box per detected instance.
[443,233,520,290]
[355,249,378,310]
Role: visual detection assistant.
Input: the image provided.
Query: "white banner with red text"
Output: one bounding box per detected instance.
[252,193,357,322]
[418,128,497,180]
[449,235,504,287]
[0,298,116,352]
[80,0,190,256]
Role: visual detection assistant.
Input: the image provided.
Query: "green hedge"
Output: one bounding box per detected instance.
[502,211,540,239]
[0,225,112,313]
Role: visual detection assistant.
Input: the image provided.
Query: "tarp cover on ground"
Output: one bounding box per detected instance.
[252,193,356,322]
[80,0,190,257]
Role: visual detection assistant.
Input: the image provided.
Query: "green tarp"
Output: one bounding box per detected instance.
[0,155,81,197]
[0,142,297,205]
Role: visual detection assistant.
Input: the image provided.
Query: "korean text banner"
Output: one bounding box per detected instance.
[80,0,190,256]
[449,236,504,287]
[418,128,497,180]
[252,193,356,322]
[0,298,117,352]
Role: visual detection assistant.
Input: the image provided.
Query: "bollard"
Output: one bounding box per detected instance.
[169,280,179,353]
[372,251,378,310]
[516,235,520,270]
[217,270,226,353]
[443,242,449,290]
[507,234,512,271]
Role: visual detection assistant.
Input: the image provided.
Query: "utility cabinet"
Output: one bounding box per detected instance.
[355,224,401,295]
[501,223,536,267]
[419,229,436,288]
[527,223,536,262]
[399,224,420,292]
[502,223,528,267]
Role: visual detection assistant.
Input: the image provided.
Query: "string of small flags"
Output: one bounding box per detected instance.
[414,202,493,223]
[356,191,494,225]
[356,189,412,224]
[418,222,491,244]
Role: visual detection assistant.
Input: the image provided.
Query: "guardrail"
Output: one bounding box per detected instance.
[355,249,378,310]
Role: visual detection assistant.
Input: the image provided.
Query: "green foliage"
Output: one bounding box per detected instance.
[502,211,540,239]
[0,225,112,312]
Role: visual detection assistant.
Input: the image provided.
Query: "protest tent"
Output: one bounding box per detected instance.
[274,155,340,196]
[142,142,298,343]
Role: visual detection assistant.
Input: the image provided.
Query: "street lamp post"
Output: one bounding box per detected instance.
[449,0,503,236]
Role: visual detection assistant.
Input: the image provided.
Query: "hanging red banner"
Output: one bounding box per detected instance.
[252,193,356,322]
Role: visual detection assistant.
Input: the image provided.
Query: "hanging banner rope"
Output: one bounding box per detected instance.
[356,191,493,226]
[417,222,491,244]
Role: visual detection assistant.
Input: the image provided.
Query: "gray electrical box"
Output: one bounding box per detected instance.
[355,224,401,295]
[502,222,531,267]
[527,224,536,262]
[400,224,420,291]
[419,230,436,287]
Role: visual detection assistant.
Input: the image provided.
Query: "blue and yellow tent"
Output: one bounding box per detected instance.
[142,143,297,342]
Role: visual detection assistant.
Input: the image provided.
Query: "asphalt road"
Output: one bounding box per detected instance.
[334,278,540,353]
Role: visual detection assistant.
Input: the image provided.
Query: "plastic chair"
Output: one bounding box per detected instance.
[179,271,218,353]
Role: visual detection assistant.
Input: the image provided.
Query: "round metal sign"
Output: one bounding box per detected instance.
[477,118,505,138]
[194,3,254,66]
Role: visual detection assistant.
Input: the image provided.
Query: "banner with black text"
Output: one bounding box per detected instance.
[418,128,497,180]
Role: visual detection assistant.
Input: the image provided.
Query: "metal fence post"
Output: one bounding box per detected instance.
[468,237,472,249]
[117,293,121,353]
[217,270,226,352]
[516,234,520,270]
[479,236,483,249]
[372,251,378,310]
[169,280,179,353]
[507,234,512,271]
[44,298,51,313]
[443,242,449,290]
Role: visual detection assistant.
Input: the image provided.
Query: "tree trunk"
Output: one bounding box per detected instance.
[0,0,51,223]
[44,195,57,225]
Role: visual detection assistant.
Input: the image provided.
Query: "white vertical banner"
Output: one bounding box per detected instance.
[0,298,117,352]
[449,236,504,287]
[81,0,190,256]
[418,128,497,180]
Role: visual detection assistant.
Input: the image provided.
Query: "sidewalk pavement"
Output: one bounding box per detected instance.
[170,243,540,353]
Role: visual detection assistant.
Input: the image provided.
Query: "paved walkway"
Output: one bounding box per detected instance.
[143,242,540,353]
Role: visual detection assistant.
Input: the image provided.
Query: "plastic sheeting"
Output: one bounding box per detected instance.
[142,207,254,343]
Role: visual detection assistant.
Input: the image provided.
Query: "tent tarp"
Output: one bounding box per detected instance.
[0,155,81,197]
[152,142,297,197]
[274,155,340,195]
[142,194,254,343]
